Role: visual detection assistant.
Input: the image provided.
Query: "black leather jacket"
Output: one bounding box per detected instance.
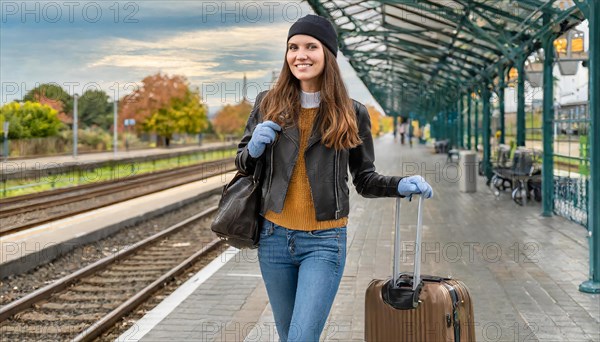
[235,91,404,221]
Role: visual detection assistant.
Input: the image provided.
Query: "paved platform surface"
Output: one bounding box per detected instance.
[119,134,599,342]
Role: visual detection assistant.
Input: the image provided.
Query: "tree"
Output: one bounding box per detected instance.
[78,89,114,129]
[119,73,189,134]
[212,100,253,137]
[23,83,73,124]
[0,101,63,139]
[366,104,383,136]
[0,112,5,139]
[173,88,209,135]
[380,116,394,134]
[142,88,209,144]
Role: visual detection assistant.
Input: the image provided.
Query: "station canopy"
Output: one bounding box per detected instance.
[307,0,586,115]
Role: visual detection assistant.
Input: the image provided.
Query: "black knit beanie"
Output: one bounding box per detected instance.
[287,14,338,57]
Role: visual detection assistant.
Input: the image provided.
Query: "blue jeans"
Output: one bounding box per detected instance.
[258,219,347,342]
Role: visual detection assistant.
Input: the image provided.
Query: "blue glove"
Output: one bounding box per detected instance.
[247,121,281,158]
[397,175,433,200]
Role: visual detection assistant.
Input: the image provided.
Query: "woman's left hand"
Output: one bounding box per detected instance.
[397,175,433,200]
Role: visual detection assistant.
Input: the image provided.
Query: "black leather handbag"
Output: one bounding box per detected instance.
[210,159,263,249]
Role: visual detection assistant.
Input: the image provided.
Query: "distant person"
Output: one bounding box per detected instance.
[398,121,406,145]
[395,120,402,143]
[235,14,433,341]
[408,121,414,148]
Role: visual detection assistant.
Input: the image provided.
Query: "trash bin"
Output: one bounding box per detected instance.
[459,151,477,193]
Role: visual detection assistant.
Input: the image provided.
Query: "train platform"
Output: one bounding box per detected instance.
[117,134,599,342]
[0,142,233,179]
[0,172,230,277]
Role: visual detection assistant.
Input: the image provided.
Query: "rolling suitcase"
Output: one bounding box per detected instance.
[365,196,476,341]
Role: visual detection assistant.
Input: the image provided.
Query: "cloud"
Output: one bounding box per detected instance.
[0,1,381,111]
[87,23,289,80]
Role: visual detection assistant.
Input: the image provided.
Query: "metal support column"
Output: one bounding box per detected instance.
[441,111,445,141]
[445,110,450,145]
[482,84,492,181]
[453,102,460,148]
[450,110,453,144]
[452,109,457,148]
[542,14,555,218]
[467,94,472,150]
[113,100,118,156]
[517,56,527,147]
[463,95,467,148]
[437,114,440,141]
[433,115,439,140]
[474,96,479,151]
[437,111,442,141]
[457,95,465,148]
[580,0,600,294]
[498,64,506,145]
[73,94,78,158]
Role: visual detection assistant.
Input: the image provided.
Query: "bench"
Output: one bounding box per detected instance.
[447,148,459,163]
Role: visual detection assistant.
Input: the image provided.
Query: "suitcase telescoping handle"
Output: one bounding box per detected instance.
[392,195,424,291]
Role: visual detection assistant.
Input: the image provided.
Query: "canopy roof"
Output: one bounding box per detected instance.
[307,0,585,115]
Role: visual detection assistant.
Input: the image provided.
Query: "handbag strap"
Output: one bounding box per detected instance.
[251,126,276,183]
[252,158,264,183]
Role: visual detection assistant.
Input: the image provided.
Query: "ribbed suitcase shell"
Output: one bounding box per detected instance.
[365,277,475,341]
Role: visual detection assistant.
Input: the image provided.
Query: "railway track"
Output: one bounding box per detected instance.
[0,206,226,341]
[0,157,236,235]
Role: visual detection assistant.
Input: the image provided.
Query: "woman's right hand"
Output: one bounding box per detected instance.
[248,121,282,158]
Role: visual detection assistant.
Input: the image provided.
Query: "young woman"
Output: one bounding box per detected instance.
[235,14,433,342]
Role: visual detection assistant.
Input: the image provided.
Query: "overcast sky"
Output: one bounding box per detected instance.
[0,0,381,116]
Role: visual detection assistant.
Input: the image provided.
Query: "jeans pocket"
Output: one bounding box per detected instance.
[308,227,340,239]
[260,220,275,239]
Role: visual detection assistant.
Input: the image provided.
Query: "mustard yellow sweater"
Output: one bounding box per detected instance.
[265,108,348,231]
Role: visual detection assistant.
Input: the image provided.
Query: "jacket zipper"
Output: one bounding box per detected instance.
[334,150,340,219]
[268,138,277,194]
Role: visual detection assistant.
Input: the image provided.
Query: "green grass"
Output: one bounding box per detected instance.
[502,134,584,143]
[554,155,590,176]
[1,148,237,199]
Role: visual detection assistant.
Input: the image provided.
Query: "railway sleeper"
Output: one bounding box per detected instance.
[13,311,103,322]
[37,302,113,311]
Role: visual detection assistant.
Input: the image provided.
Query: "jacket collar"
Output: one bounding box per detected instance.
[281,110,323,150]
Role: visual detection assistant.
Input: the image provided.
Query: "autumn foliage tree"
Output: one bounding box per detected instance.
[23,84,73,124]
[143,88,208,142]
[120,73,208,144]
[380,115,394,134]
[212,100,253,137]
[366,104,383,136]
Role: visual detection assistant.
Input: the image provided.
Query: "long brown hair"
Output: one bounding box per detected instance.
[260,47,362,150]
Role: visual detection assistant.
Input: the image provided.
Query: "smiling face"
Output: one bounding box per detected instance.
[287,34,326,92]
